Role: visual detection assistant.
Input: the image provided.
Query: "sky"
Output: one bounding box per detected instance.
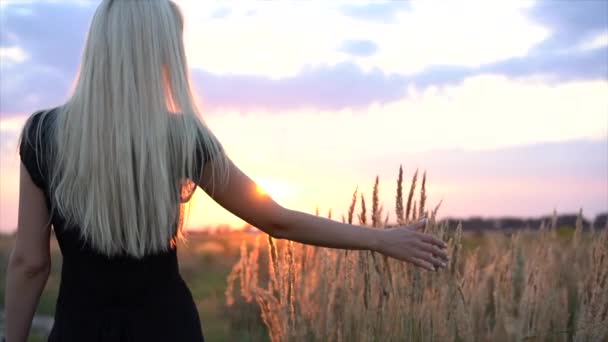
[0,0,607,232]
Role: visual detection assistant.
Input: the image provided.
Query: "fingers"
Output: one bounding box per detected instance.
[416,241,449,262]
[414,250,447,269]
[407,218,427,231]
[408,257,436,272]
[404,220,447,250]
[420,233,448,249]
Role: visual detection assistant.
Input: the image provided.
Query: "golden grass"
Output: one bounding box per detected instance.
[225,166,608,341]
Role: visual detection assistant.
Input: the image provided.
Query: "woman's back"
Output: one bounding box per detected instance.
[20,109,206,341]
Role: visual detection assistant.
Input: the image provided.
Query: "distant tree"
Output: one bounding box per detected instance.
[594,213,607,229]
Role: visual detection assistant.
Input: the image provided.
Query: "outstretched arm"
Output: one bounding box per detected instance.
[197,158,448,271]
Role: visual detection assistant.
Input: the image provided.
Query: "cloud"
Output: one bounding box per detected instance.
[0,60,73,113]
[0,2,95,113]
[392,1,608,90]
[0,0,606,115]
[209,7,231,20]
[406,45,608,90]
[0,2,94,73]
[203,76,606,161]
[339,39,378,57]
[202,40,605,113]
[0,0,410,114]
[404,65,475,90]
[579,32,608,52]
[2,42,606,114]
[340,2,410,22]
[192,62,408,112]
[527,0,608,52]
[484,46,608,82]
[0,46,29,63]
[397,0,608,89]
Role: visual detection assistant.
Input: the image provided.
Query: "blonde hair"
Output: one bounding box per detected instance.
[22,0,229,258]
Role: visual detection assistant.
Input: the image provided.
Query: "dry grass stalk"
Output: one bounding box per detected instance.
[358,192,367,226]
[431,198,443,222]
[419,171,427,220]
[396,165,404,225]
[347,186,358,225]
[372,175,381,227]
[411,200,417,222]
[405,169,418,222]
[226,166,608,342]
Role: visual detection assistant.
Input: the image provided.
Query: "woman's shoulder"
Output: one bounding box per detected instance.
[19,107,60,189]
[24,107,59,131]
[21,107,56,140]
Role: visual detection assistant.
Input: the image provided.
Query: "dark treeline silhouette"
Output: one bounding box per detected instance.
[440,212,607,232]
[2,214,606,237]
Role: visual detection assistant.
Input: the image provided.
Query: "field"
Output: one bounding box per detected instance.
[0,231,269,341]
[228,224,607,342]
[1,227,607,341]
[1,168,607,341]
[224,169,607,341]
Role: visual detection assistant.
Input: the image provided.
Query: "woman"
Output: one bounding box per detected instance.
[4,1,449,341]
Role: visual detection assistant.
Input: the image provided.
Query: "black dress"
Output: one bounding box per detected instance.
[19,109,215,342]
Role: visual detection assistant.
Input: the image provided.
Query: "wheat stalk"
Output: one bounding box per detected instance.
[225,165,606,342]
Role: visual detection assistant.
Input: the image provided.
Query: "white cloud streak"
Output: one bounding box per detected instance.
[175,0,549,78]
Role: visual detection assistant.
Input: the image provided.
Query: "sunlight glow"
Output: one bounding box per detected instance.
[255,178,292,201]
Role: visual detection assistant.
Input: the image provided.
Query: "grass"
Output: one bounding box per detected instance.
[225,166,608,342]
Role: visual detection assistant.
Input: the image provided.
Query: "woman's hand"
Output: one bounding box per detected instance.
[375,219,449,271]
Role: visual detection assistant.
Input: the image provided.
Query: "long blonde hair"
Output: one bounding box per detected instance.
[23,0,229,258]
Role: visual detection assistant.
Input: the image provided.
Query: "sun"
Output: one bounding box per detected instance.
[255,177,292,200]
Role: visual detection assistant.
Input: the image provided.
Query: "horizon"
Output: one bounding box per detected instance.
[0,209,605,235]
[1,0,607,233]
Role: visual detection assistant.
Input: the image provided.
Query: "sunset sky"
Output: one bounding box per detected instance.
[1,0,607,232]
